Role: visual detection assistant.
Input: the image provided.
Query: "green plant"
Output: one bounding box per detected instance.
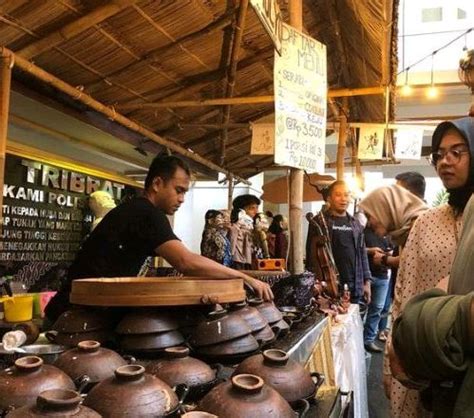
[432,189,449,207]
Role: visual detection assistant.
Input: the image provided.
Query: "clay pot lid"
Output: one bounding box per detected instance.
[37,389,82,411]
[164,346,190,359]
[77,340,101,352]
[116,309,180,334]
[263,349,290,366]
[15,355,43,371]
[231,374,264,394]
[114,364,145,381]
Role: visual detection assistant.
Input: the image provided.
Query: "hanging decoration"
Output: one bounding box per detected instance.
[250,123,275,155]
[394,128,424,160]
[357,125,385,160]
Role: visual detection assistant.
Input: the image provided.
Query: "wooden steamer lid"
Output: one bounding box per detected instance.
[70,277,245,306]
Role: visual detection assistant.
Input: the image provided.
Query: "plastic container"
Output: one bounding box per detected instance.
[3,295,34,322]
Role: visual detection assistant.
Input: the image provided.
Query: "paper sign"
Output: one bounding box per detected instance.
[394,128,424,160]
[358,125,385,160]
[251,123,275,155]
[274,23,327,172]
[250,0,282,55]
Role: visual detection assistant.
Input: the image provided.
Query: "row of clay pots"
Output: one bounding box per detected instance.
[0,355,183,417]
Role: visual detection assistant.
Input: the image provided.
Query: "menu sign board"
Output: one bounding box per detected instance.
[250,0,283,54]
[0,155,136,290]
[274,23,327,173]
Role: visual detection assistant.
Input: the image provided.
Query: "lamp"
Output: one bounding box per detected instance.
[426,53,438,99]
[400,68,412,96]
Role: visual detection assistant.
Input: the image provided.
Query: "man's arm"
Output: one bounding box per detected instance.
[156,240,274,301]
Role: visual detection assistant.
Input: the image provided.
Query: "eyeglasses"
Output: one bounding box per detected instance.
[429,148,470,166]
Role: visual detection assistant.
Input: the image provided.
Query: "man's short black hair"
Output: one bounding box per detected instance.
[144,155,191,189]
[395,171,426,199]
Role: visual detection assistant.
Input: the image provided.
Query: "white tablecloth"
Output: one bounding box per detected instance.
[331,304,368,418]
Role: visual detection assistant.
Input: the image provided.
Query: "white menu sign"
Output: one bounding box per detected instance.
[274,23,327,173]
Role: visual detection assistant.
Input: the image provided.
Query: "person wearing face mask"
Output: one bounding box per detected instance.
[376,117,474,418]
[306,180,372,304]
[45,155,273,323]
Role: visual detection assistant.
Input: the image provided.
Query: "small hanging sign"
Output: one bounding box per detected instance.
[394,128,424,160]
[357,124,385,160]
[251,123,275,155]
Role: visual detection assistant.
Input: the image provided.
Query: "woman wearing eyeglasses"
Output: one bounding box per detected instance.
[383,117,474,418]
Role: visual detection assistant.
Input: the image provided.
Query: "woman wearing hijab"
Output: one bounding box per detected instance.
[377,117,474,417]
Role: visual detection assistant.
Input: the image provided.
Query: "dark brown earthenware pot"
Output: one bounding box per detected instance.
[52,309,114,333]
[195,334,259,357]
[119,330,185,352]
[198,374,297,418]
[228,302,268,333]
[252,324,276,346]
[54,341,127,386]
[84,364,179,417]
[270,318,291,336]
[115,309,179,334]
[248,299,283,324]
[233,349,321,403]
[145,346,216,388]
[6,389,100,417]
[190,309,252,347]
[45,330,112,348]
[0,356,75,411]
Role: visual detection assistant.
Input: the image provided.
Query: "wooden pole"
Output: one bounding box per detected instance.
[0,50,13,232]
[227,176,234,210]
[115,86,385,110]
[18,0,139,59]
[288,0,305,276]
[5,48,250,185]
[336,98,349,180]
[220,0,249,165]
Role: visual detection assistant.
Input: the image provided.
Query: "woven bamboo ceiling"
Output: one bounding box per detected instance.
[0,0,399,179]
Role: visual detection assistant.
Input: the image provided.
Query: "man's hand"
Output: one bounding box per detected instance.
[366,247,384,256]
[244,276,274,301]
[372,251,385,266]
[363,280,371,304]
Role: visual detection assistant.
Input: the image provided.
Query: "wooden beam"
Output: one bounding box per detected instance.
[6,48,250,185]
[220,0,249,165]
[179,123,250,130]
[288,0,304,275]
[0,50,13,231]
[9,114,148,171]
[18,0,139,59]
[336,98,349,180]
[115,86,385,110]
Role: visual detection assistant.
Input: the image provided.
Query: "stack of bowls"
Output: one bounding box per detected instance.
[47,309,114,347]
[116,309,185,355]
[249,299,290,336]
[190,309,259,362]
[228,302,275,346]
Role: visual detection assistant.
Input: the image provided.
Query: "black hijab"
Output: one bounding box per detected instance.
[431,117,474,214]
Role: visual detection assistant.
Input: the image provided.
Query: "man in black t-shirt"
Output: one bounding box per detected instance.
[307,181,372,304]
[45,155,273,322]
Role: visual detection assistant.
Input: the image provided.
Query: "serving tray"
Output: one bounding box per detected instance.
[70,277,245,306]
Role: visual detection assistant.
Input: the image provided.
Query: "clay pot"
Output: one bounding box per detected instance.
[45,330,112,348]
[181,412,218,418]
[270,318,291,336]
[115,309,180,334]
[119,330,185,352]
[233,349,323,403]
[6,389,100,417]
[52,309,114,333]
[146,346,219,400]
[54,341,127,386]
[228,302,268,332]
[84,364,179,417]
[195,334,259,357]
[249,299,283,324]
[198,374,297,418]
[190,309,252,347]
[0,356,75,411]
[252,324,276,346]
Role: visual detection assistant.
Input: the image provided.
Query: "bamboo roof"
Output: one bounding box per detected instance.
[0,0,399,179]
